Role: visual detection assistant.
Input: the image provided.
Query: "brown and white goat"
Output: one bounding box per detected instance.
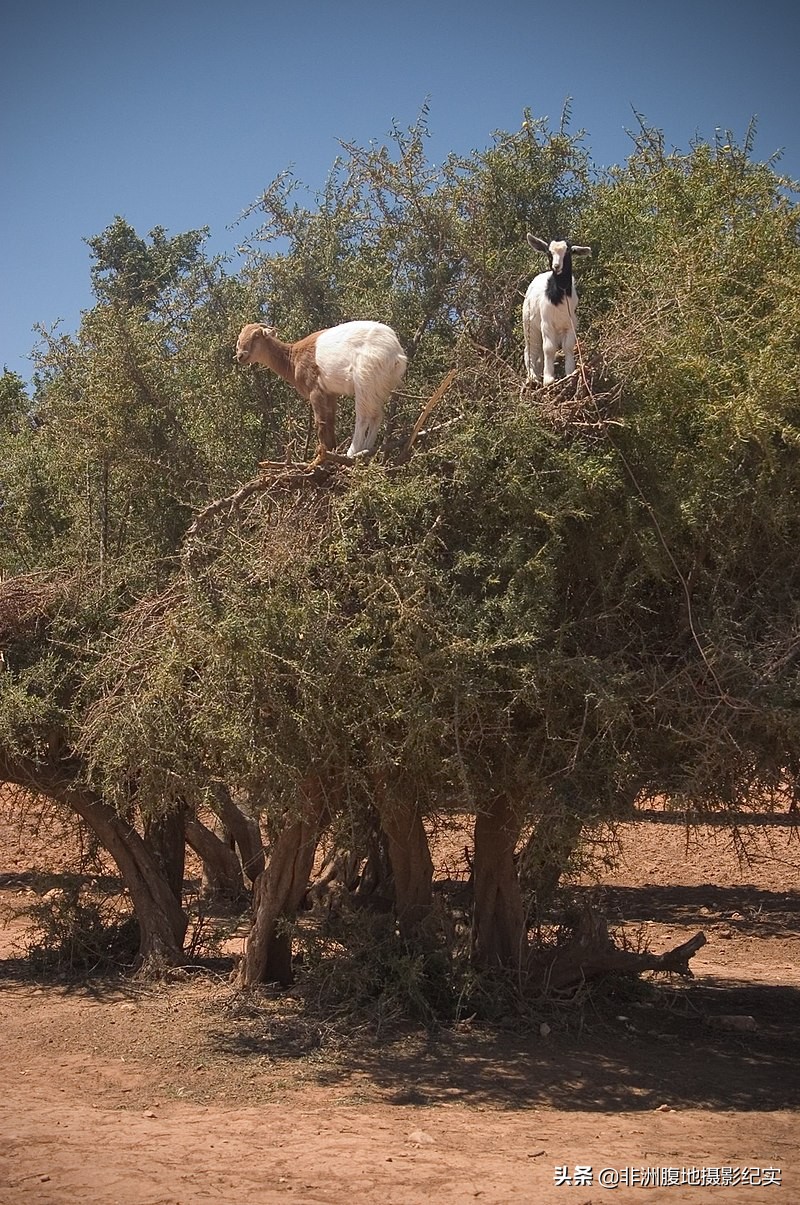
[235,320,408,459]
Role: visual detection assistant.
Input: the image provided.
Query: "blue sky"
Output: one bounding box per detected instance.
[2,0,799,386]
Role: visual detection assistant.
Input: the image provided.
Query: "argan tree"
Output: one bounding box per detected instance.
[2,115,799,1001]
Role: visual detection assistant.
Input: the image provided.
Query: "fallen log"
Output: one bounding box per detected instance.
[536,905,707,993]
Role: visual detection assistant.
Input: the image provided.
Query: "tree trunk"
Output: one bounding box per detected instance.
[185,815,247,905]
[379,799,434,939]
[0,755,188,969]
[67,790,189,970]
[238,777,329,987]
[354,809,393,904]
[471,795,527,971]
[210,783,265,883]
[306,846,361,909]
[518,805,584,913]
[143,806,186,904]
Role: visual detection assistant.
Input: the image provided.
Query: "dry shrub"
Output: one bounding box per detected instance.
[24,881,139,974]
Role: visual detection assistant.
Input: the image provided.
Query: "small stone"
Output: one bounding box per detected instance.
[656,1103,672,1112]
[718,1014,757,1032]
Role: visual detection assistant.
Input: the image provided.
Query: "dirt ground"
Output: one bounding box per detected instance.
[0,806,798,1204]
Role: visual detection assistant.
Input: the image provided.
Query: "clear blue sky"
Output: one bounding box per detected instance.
[2,0,799,385]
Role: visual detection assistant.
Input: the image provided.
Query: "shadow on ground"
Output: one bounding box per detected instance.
[206,968,800,1114]
[584,882,800,937]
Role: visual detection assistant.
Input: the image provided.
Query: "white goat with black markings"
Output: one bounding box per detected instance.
[236,320,407,461]
[522,234,592,386]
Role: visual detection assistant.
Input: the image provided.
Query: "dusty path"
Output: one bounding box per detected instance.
[2,1080,796,1204]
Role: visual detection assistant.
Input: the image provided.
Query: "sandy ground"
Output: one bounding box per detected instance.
[0,806,798,1204]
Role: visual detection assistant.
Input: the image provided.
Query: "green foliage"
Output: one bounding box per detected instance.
[3,113,800,930]
[0,371,29,433]
[0,374,67,574]
[572,118,800,801]
[2,242,277,577]
[237,110,591,393]
[86,216,208,312]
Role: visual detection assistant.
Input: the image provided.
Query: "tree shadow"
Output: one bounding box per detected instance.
[577,882,800,937]
[201,877,800,1114]
[208,970,800,1113]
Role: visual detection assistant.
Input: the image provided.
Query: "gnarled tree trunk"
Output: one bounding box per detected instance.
[238,776,330,987]
[354,821,393,905]
[143,806,186,904]
[211,783,265,884]
[0,755,188,969]
[471,795,527,971]
[185,815,248,905]
[70,791,189,969]
[379,798,434,940]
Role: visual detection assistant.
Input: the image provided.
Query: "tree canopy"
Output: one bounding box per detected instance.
[1,113,799,995]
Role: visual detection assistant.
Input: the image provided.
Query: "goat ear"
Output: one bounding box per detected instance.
[571,245,592,257]
[527,234,550,254]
